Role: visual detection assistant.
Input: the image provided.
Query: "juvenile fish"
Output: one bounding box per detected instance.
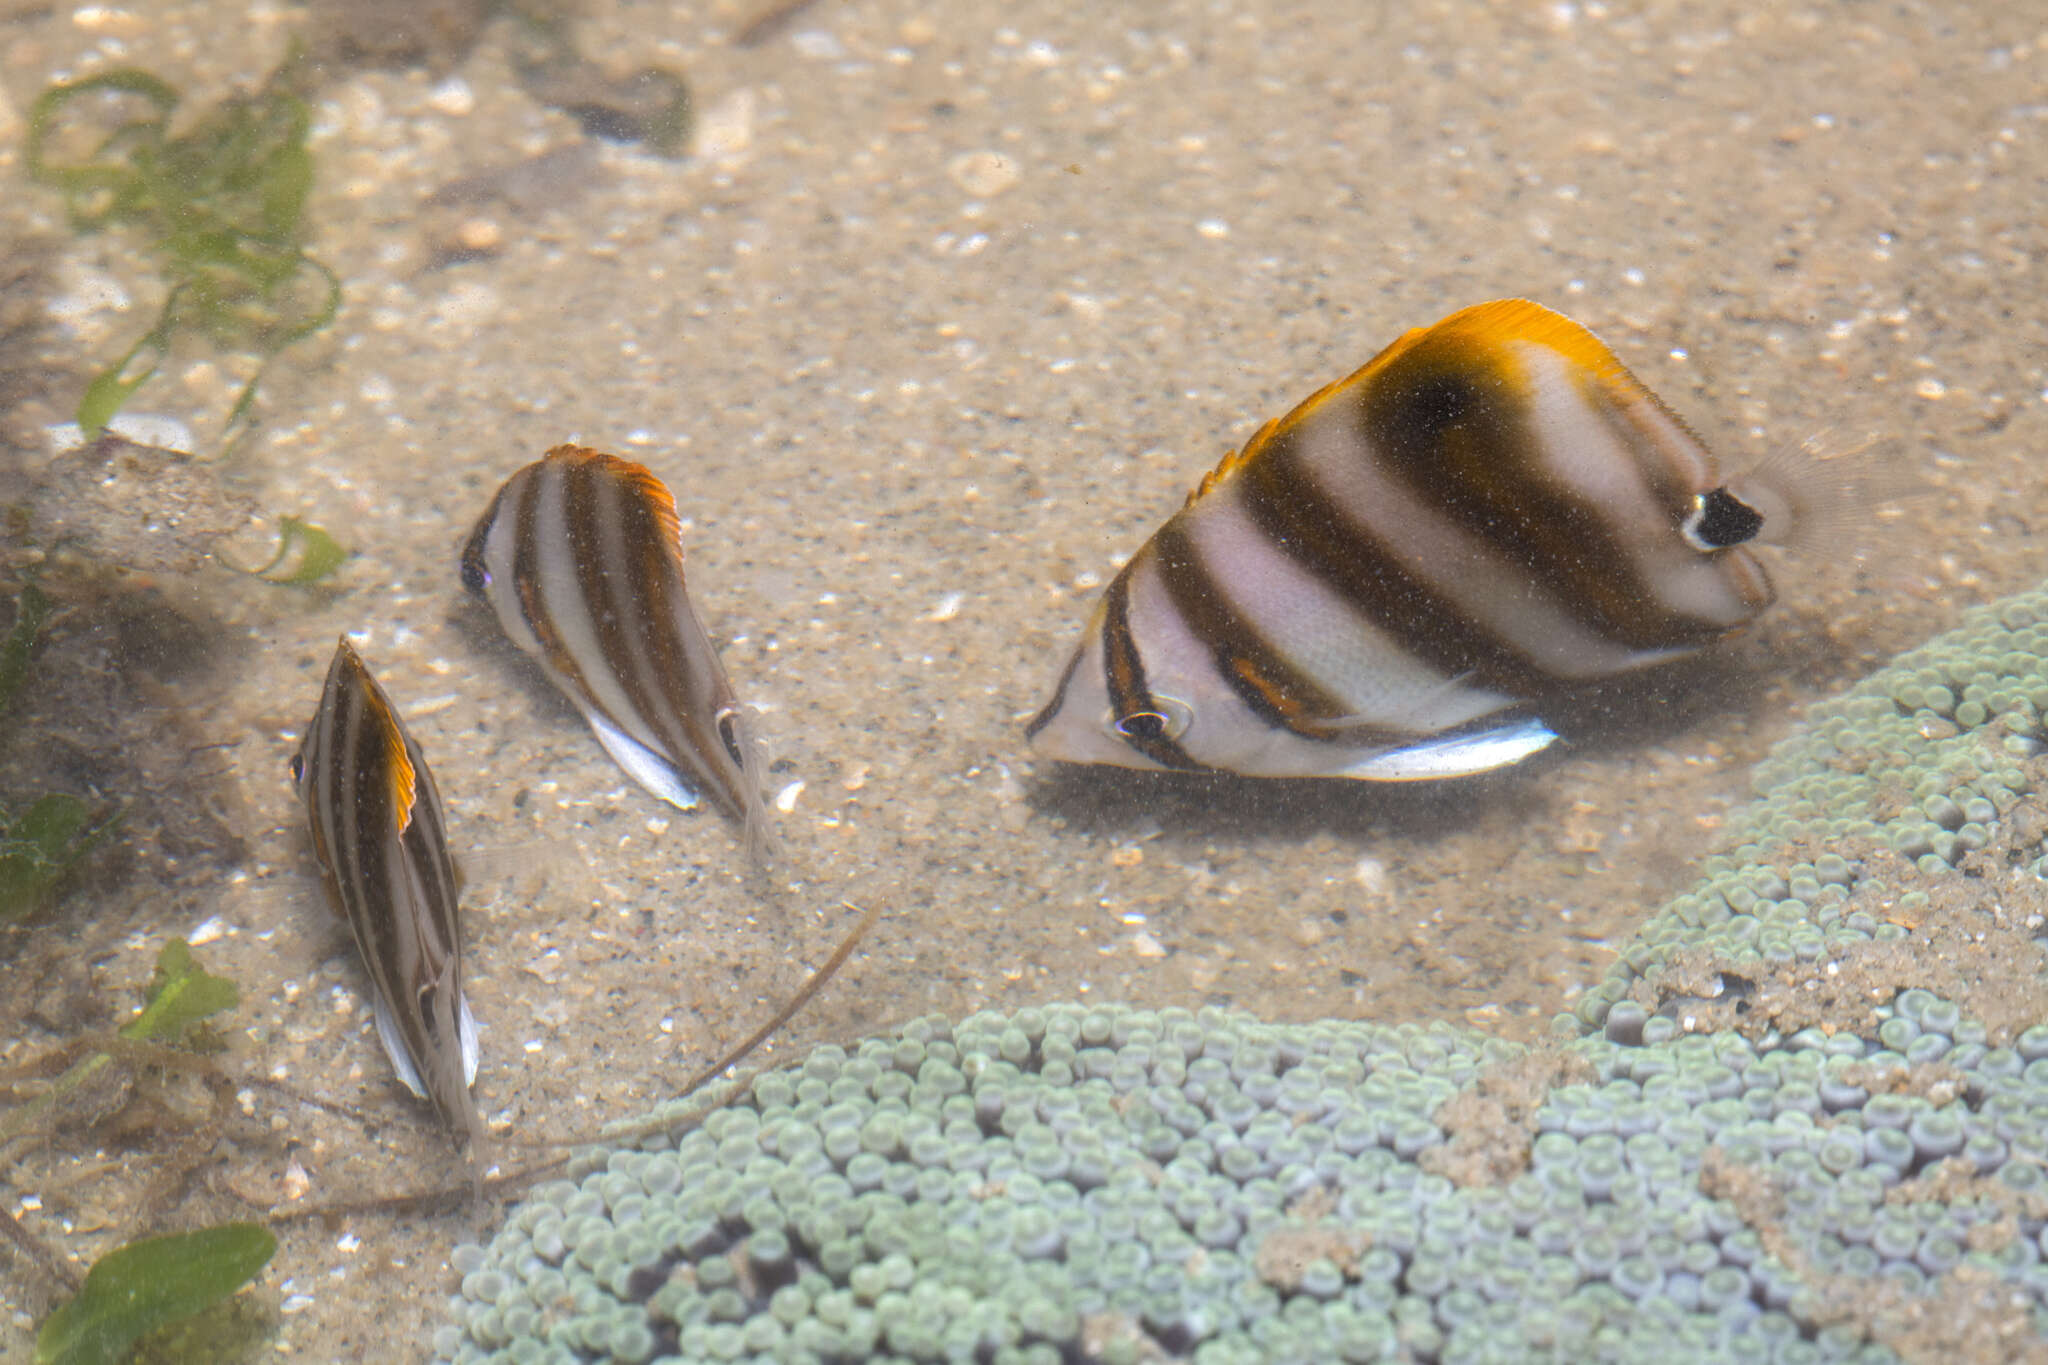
[460,444,774,861]
[1029,298,1868,781]
[292,638,483,1145]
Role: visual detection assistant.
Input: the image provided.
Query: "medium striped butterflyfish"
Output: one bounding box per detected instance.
[1028,298,1856,781]
[460,444,774,862]
[292,638,483,1145]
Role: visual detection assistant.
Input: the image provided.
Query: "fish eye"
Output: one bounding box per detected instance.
[458,551,491,595]
[288,752,305,784]
[1110,695,1194,742]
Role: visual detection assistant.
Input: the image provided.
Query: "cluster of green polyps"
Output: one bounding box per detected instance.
[1575,585,2048,1035]
[435,997,2048,1363]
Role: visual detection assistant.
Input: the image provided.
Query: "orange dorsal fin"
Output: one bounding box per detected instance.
[372,689,419,835]
[1427,298,1674,423]
[1176,310,1477,511]
[1429,298,1628,382]
[1185,416,1280,508]
[1177,300,1640,511]
[336,640,420,836]
[547,443,688,565]
[617,462,686,565]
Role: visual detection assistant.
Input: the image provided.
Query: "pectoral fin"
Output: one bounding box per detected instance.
[371,991,428,1099]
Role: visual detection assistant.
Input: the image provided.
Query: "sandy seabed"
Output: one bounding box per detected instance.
[0,0,2044,1359]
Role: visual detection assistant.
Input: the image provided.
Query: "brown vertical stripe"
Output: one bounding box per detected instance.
[1236,434,1558,697]
[1100,565,1206,770]
[1148,520,1363,741]
[1353,346,1726,650]
[1024,642,1086,740]
[562,454,686,769]
[508,464,595,697]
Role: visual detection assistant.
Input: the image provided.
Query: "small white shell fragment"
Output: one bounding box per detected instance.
[786,28,843,58]
[693,88,757,160]
[948,150,1021,198]
[47,413,197,453]
[774,780,806,813]
[427,77,475,116]
[46,263,131,320]
[187,914,229,946]
[927,591,965,622]
[791,29,844,59]
[72,5,145,34]
[1130,930,1167,957]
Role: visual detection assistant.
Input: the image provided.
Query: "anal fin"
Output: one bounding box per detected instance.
[584,711,702,811]
[1339,716,1558,781]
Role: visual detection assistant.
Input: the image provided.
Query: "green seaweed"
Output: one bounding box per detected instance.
[128,937,240,1044]
[34,1222,275,1365]
[25,54,339,445]
[238,515,348,586]
[0,580,51,720]
[0,794,119,922]
[0,938,239,1145]
[0,583,118,920]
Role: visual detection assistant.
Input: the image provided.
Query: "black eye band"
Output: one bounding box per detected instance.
[1684,488,1765,550]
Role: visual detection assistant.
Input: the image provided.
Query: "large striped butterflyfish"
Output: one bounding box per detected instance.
[292,638,483,1145]
[1028,298,1851,781]
[459,445,774,862]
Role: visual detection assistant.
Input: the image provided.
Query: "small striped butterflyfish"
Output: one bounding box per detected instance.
[460,444,774,861]
[292,638,483,1144]
[1027,298,1851,781]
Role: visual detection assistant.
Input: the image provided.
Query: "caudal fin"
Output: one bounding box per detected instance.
[1724,432,1920,552]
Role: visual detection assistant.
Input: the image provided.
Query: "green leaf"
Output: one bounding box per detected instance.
[123,937,238,1042]
[0,581,52,717]
[35,1223,275,1365]
[75,296,176,438]
[243,516,347,586]
[0,794,118,921]
[75,354,159,438]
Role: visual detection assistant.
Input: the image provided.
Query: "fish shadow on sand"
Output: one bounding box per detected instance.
[1026,647,1785,848]
[446,594,588,731]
